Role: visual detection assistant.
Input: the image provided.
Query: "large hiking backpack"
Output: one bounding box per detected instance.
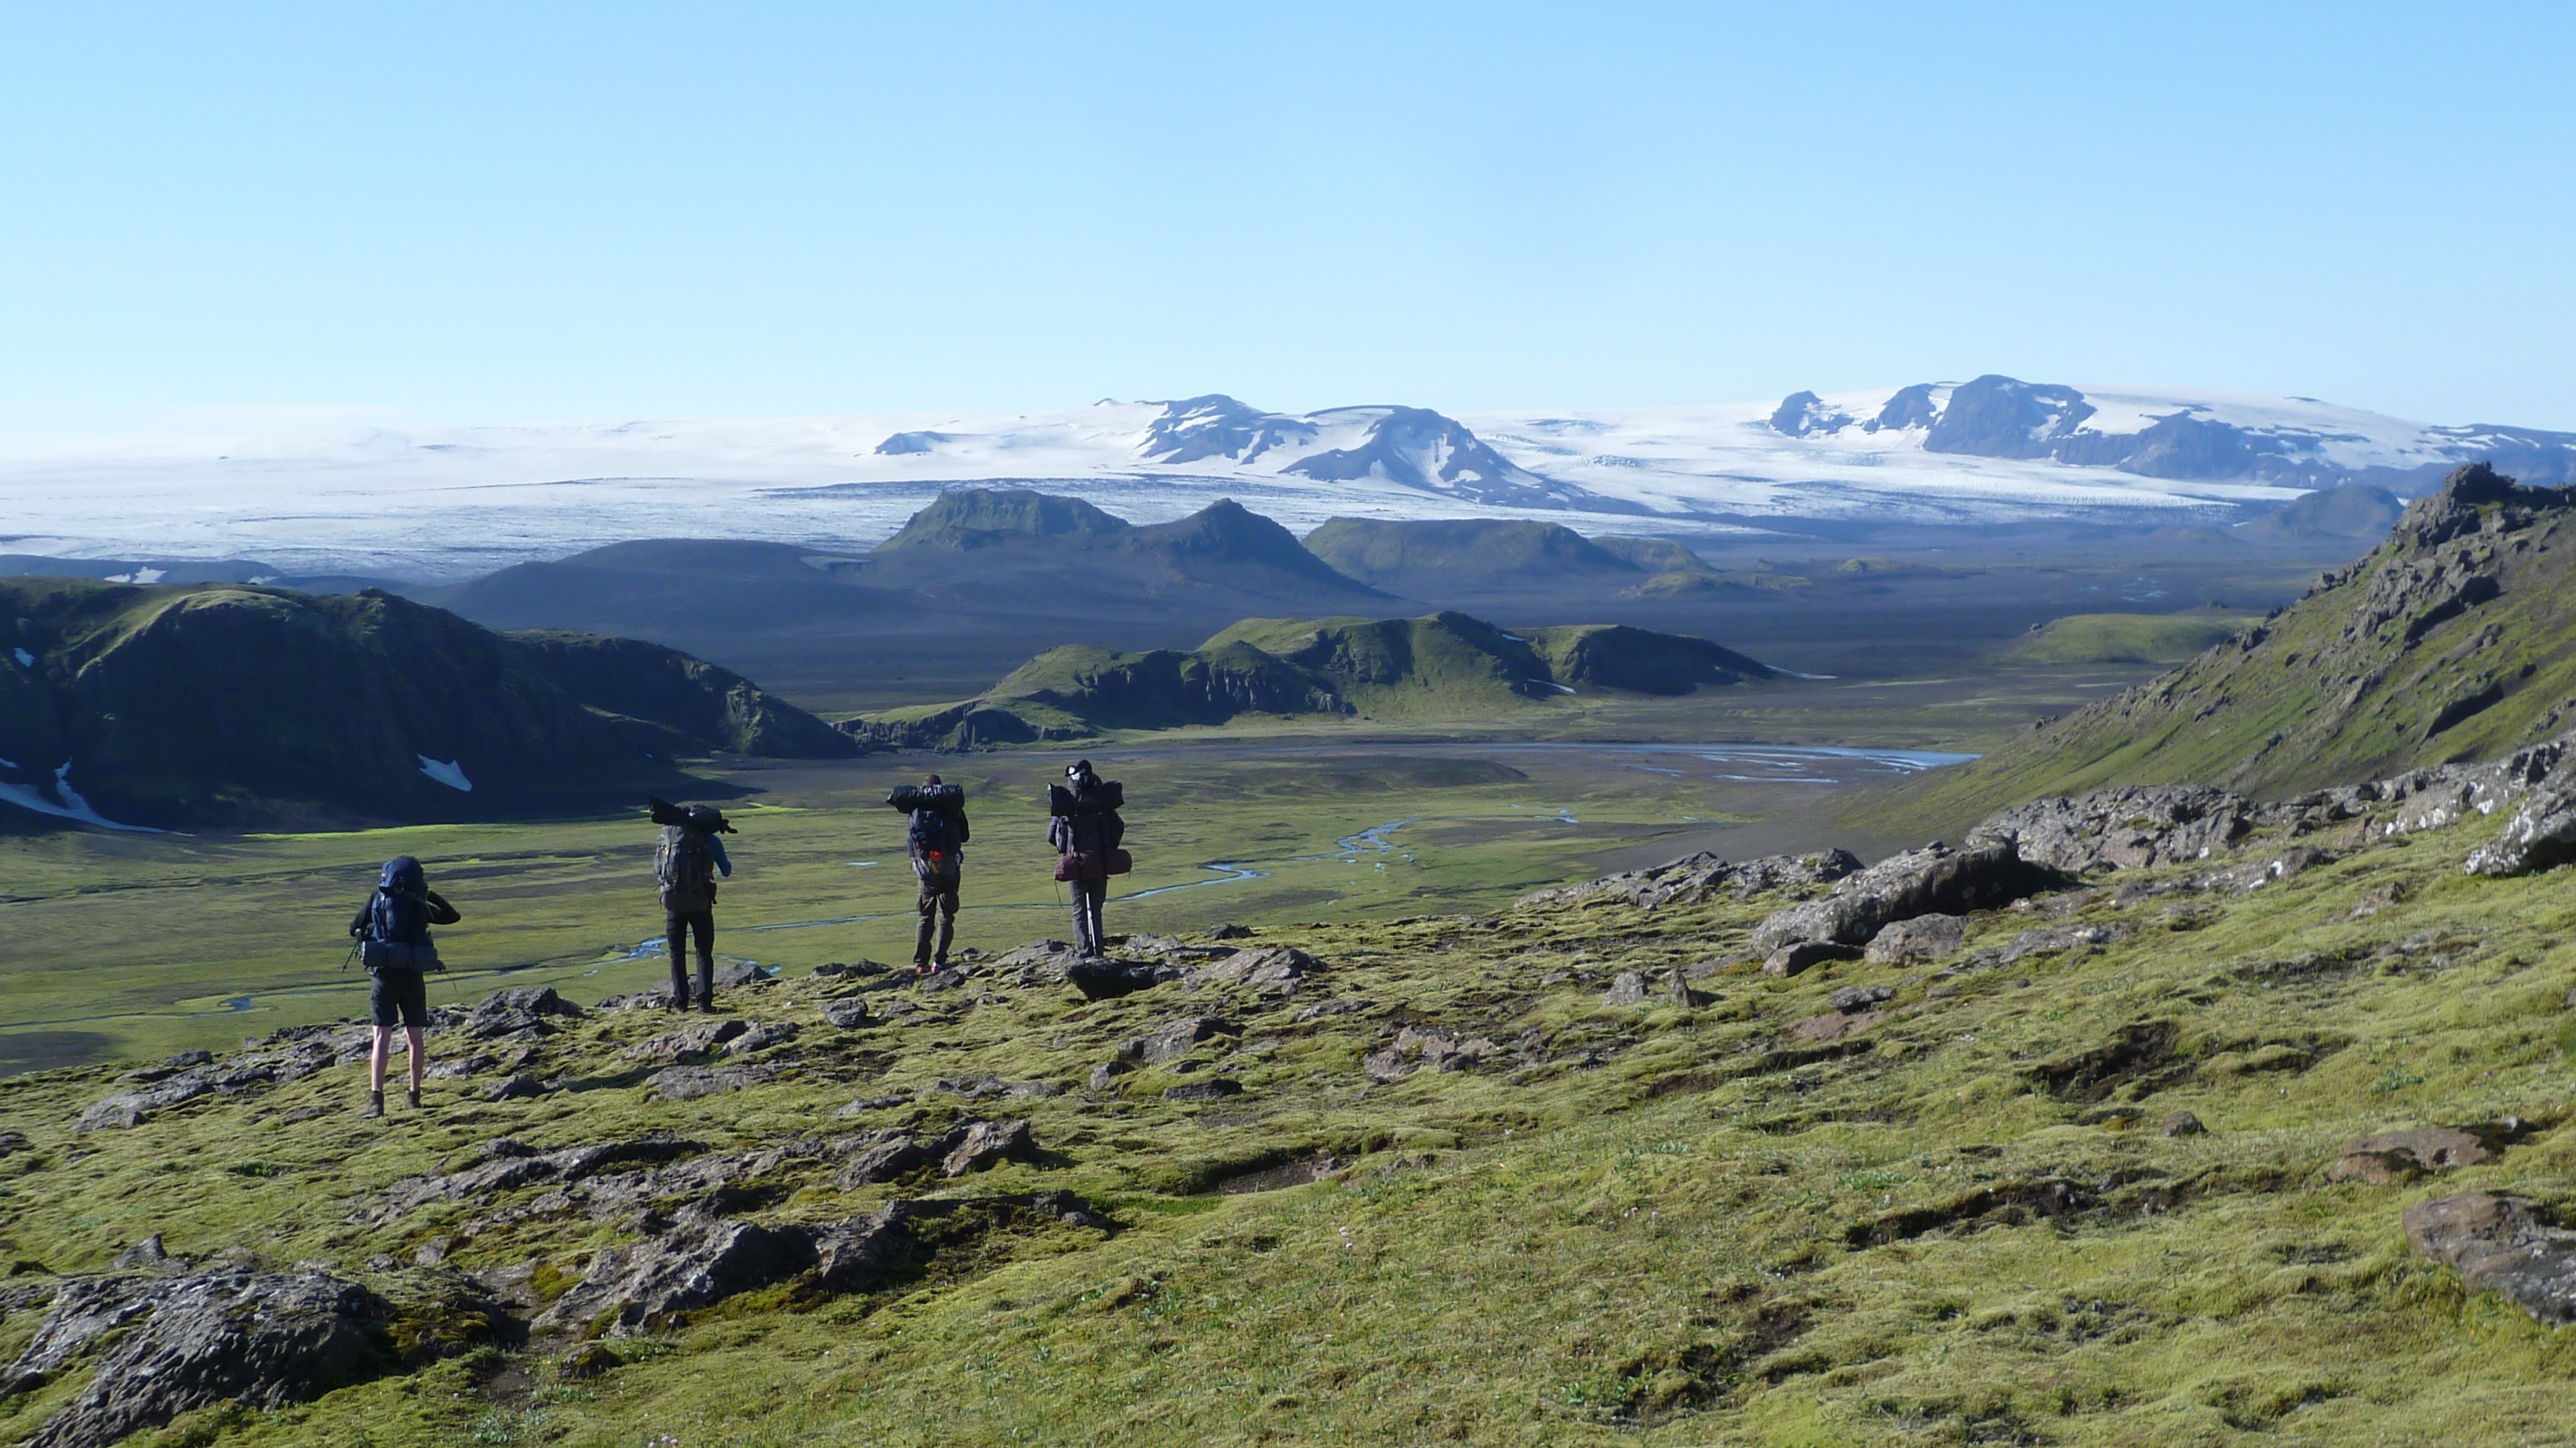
[889,783,970,845]
[360,855,442,972]
[656,824,717,909]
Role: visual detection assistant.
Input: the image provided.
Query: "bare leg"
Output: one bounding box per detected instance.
[369,1027,393,1092]
[406,1027,427,1095]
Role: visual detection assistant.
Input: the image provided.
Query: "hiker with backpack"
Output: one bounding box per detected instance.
[887,773,970,975]
[346,854,459,1118]
[649,797,735,1013]
[1048,760,1130,958]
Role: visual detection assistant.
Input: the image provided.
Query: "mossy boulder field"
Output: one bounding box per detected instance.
[12,464,2576,1444]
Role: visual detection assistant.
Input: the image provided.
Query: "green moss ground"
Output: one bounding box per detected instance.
[0,748,1775,1071]
[5,797,2576,1444]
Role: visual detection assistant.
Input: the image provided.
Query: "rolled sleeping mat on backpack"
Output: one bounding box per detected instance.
[889,783,964,813]
[649,796,690,828]
[685,804,735,834]
[1048,781,1126,815]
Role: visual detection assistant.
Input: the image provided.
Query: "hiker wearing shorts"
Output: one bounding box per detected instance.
[348,854,459,1118]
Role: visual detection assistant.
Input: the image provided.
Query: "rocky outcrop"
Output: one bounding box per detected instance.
[1752,840,2059,954]
[2467,776,2576,875]
[622,1019,748,1061]
[2404,1193,2576,1325]
[1972,787,2254,873]
[1518,849,1860,912]
[7,1269,470,1448]
[540,1218,817,1336]
[369,1136,706,1222]
[1119,1016,1238,1066]
[537,1191,1105,1337]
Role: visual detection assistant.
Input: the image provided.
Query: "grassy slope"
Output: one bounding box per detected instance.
[2003,609,2264,667]
[5,805,2576,1444]
[1896,487,2576,833]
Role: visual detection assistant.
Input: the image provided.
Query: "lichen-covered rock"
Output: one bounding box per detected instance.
[939,1118,1036,1177]
[1363,1027,1499,1082]
[539,1219,817,1337]
[822,998,873,1029]
[1186,946,1325,995]
[1972,787,2256,874]
[1122,1016,1238,1066]
[1763,941,1861,978]
[1599,972,1651,1006]
[2404,1193,2576,1325]
[2467,779,2576,875]
[13,1270,403,1448]
[622,1019,747,1061]
[646,1064,777,1101]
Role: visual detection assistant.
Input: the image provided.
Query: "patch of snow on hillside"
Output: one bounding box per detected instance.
[0,763,167,832]
[418,756,474,792]
[11,648,30,667]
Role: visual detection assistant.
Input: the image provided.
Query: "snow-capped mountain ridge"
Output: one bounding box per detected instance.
[4,379,2569,578]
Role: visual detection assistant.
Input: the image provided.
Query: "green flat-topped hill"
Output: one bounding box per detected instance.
[845,610,1775,748]
[2003,609,2264,667]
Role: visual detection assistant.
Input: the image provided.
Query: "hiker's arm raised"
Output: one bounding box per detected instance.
[423,890,461,925]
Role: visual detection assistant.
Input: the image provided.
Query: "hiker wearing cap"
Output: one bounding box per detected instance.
[346,854,459,1118]
[889,772,970,975]
[650,797,735,1013]
[1048,760,1130,958]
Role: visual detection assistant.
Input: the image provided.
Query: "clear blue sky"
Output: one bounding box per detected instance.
[4,2,2571,432]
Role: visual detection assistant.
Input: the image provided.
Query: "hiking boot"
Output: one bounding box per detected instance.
[698,998,719,1014]
[406,1087,423,1110]
[913,960,935,977]
[362,1090,385,1120]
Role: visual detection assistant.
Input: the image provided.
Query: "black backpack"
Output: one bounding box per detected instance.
[656,825,717,909]
[358,855,442,972]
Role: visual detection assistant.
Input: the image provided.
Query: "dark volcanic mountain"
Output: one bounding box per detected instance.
[432,493,1385,711]
[0,580,846,831]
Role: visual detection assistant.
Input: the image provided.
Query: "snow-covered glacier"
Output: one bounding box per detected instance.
[4,377,2567,579]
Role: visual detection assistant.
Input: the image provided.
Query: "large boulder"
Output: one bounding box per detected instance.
[1184,946,1325,995]
[1751,840,2058,954]
[2404,1193,2576,1324]
[12,1270,411,1448]
[1865,913,1964,964]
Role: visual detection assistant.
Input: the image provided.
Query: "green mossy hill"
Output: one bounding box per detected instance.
[874,487,1133,550]
[0,580,847,831]
[844,612,1773,748]
[9,790,2576,1443]
[1904,463,2576,826]
[503,631,855,758]
[2004,609,2266,667]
